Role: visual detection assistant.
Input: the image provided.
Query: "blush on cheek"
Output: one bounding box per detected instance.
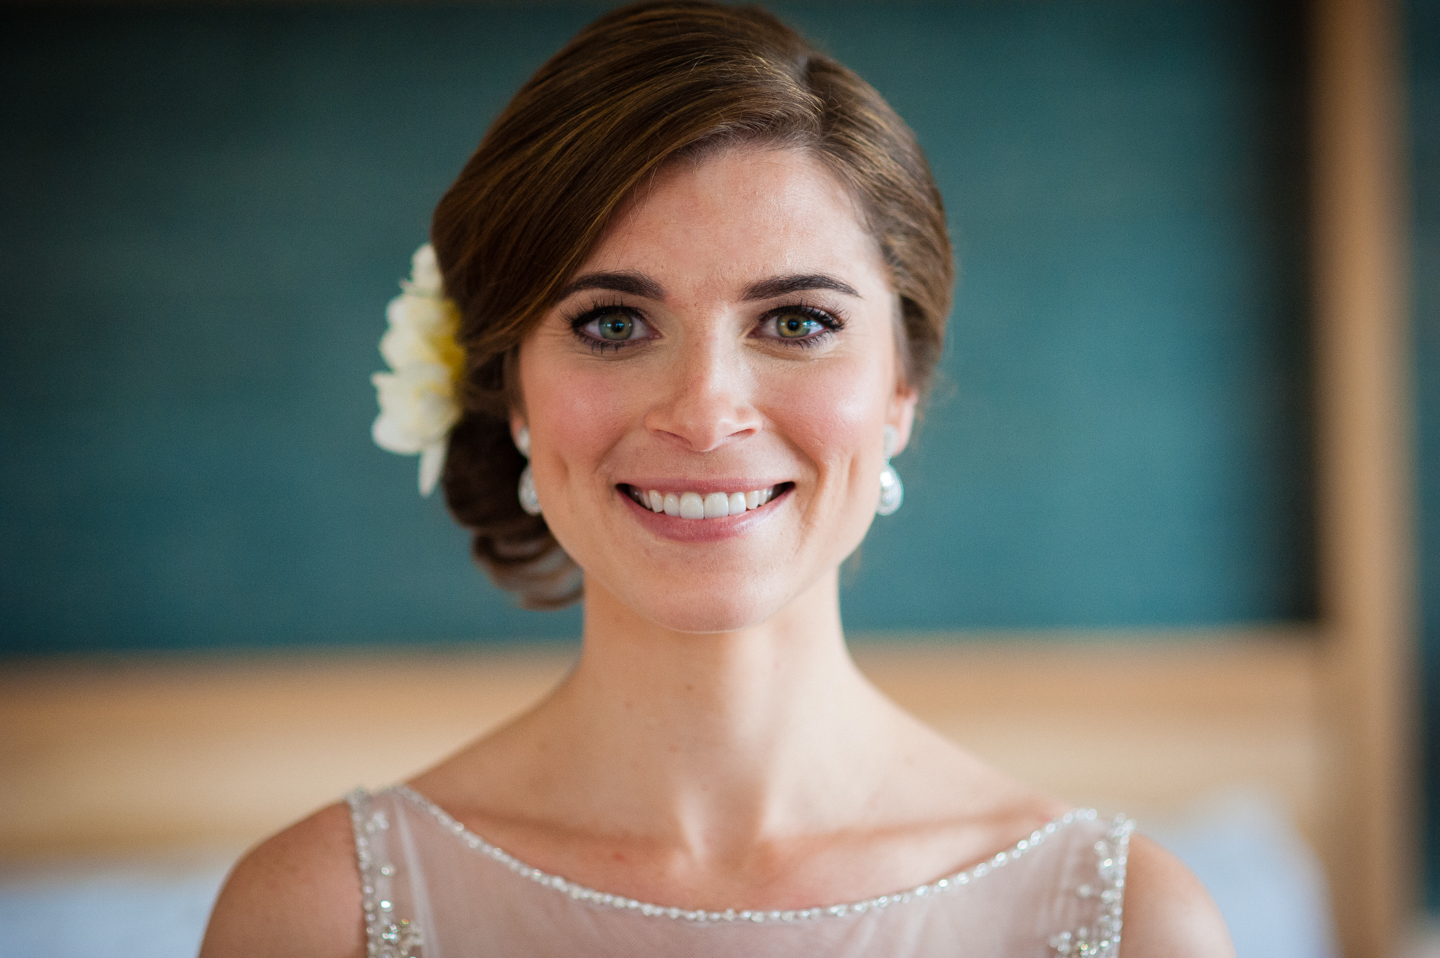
[770,358,890,463]
[515,353,633,572]
[520,349,634,469]
[552,375,627,463]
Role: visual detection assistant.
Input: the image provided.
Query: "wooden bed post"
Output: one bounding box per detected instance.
[1311,0,1416,954]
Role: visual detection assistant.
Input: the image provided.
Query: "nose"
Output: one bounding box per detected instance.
[646,336,761,453]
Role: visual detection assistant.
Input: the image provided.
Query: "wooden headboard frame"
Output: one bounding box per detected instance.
[1311,0,1416,954]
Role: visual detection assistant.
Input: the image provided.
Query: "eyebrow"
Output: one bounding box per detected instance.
[741,274,860,301]
[556,271,663,301]
[554,271,861,303]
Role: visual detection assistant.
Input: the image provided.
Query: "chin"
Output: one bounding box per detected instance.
[631,586,791,636]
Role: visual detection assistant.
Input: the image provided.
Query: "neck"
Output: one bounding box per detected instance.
[538,571,900,853]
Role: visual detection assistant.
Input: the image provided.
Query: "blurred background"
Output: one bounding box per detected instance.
[0,0,1432,956]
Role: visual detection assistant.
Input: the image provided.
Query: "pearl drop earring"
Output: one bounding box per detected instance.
[876,424,904,516]
[515,426,542,516]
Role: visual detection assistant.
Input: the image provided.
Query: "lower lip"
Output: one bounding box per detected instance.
[619,488,787,542]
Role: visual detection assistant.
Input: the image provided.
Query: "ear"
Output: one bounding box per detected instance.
[886,383,919,456]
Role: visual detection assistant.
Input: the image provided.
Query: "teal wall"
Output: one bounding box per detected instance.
[1409,0,1440,913]
[0,1,1314,654]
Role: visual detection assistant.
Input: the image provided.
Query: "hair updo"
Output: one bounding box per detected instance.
[432,0,953,609]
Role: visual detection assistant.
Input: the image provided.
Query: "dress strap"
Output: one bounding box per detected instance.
[347,787,426,958]
[1048,814,1134,957]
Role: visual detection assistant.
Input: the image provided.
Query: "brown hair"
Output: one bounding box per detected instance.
[432,0,953,608]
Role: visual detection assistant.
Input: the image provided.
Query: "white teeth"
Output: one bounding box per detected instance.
[641,486,779,519]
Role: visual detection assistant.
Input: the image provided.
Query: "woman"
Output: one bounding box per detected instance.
[202,3,1233,955]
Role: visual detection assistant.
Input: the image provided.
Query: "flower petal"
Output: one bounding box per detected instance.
[379,322,441,369]
[373,410,425,454]
[386,291,452,334]
[371,365,459,451]
[419,441,447,496]
[407,243,443,297]
[411,389,460,441]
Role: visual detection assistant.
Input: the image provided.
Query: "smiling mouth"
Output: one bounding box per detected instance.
[620,483,792,519]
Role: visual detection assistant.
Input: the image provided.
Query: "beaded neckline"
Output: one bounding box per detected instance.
[386,784,1099,925]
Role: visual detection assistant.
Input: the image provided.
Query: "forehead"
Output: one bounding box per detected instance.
[581,147,889,295]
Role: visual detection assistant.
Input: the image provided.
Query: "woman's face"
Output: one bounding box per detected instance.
[516,146,916,633]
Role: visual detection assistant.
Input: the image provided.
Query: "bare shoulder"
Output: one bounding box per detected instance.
[1120,834,1235,958]
[199,801,364,958]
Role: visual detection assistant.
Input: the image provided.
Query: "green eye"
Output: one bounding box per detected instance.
[573,307,652,350]
[775,313,821,338]
[597,313,634,340]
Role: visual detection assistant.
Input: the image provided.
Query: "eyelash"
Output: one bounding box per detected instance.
[565,300,846,354]
[758,303,846,349]
[566,299,644,354]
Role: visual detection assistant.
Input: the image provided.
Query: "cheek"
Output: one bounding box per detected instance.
[767,356,889,481]
[519,350,634,483]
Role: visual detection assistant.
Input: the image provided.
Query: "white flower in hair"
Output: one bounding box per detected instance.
[371,243,465,496]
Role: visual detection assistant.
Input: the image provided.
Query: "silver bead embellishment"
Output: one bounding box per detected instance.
[348,789,425,958]
[515,426,542,516]
[877,424,904,516]
[1048,813,1132,958]
[387,784,1090,926]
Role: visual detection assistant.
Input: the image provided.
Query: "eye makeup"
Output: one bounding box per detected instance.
[752,302,846,348]
[564,298,848,354]
[566,300,654,353]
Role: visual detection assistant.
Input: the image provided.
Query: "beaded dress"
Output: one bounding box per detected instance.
[348,786,1132,958]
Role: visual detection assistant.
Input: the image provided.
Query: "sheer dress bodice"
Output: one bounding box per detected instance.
[348,786,1131,958]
